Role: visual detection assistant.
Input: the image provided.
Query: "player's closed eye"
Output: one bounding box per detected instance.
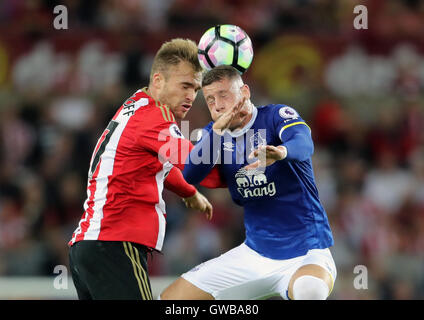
[182,82,195,90]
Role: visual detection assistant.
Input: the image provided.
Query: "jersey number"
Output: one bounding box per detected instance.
[90,120,119,176]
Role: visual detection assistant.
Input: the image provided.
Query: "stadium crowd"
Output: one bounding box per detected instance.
[0,0,423,299]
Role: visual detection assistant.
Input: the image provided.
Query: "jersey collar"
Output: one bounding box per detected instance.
[226,106,258,138]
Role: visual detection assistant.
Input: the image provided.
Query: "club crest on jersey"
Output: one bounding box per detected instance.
[169,124,183,138]
[279,106,299,119]
[249,131,266,151]
[235,168,276,198]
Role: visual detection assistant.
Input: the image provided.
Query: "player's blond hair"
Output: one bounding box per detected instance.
[150,38,202,83]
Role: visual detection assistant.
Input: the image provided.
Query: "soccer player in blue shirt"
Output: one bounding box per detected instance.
[161,65,336,300]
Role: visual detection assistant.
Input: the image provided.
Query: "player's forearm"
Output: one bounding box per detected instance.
[164,166,197,198]
[183,127,223,184]
[279,122,314,162]
[282,132,314,161]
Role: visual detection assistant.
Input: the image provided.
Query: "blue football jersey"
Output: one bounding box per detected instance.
[186,104,334,260]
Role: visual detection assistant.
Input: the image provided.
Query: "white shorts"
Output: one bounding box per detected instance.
[181,243,337,300]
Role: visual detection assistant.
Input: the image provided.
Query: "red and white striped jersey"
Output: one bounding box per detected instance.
[69,88,201,250]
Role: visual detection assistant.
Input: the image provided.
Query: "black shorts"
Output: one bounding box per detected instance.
[69,240,153,300]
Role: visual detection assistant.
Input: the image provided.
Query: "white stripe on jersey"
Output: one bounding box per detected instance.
[81,96,148,241]
[83,122,127,240]
[154,161,173,250]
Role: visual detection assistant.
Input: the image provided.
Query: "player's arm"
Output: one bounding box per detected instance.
[164,166,213,220]
[164,165,225,196]
[245,106,313,169]
[182,124,223,185]
[183,99,246,185]
[141,118,215,217]
[140,115,225,188]
[164,166,196,198]
[141,119,192,171]
[279,122,313,161]
[275,105,313,161]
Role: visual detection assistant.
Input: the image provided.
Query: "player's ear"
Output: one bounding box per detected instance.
[241,84,251,100]
[152,72,164,90]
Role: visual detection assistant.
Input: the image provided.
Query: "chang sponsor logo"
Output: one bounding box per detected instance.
[235,168,276,198]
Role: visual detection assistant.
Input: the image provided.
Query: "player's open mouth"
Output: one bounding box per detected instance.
[182,104,191,111]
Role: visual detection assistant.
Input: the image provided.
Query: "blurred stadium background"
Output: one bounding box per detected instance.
[0,0,423,299]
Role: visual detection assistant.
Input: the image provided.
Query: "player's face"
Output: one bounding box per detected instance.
[157,61,202,120]
[203,77,251,130]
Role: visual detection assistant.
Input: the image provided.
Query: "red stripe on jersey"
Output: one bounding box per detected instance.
[70,159,101,244]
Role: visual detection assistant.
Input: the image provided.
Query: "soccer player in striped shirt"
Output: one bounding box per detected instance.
[68,39,225,300]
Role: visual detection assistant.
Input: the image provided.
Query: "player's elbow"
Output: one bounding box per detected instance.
[285,134,314,161]
[305,139,314,158]
[299,133,314,160]
[300,144,314,161]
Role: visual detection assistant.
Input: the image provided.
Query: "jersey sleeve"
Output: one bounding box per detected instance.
[164,166,197,198]
[199,165,227,188]
[273,105,314,161]
[139,113,192,171]
[140,113,226,188]
[183,122,224,185]
[194,124,228,188]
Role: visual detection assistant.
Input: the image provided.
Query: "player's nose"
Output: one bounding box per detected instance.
[185,89,196,102]
[215,104,225,113]
[215,105,226,114]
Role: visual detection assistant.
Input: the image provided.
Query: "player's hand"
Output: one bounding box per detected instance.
[212,97,247,135]
[182,191,213,221]
[244,145,287,170]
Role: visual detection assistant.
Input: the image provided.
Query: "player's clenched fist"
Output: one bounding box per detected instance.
[182,191,213,220]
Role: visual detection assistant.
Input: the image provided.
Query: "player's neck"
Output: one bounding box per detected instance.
[146,86,161,103]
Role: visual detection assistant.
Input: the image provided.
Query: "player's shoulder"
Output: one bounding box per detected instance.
[122,88,156,116]
[131,88,176,124]
[193,121,214,143]
[257,103,302,121]
[203,121,214,130]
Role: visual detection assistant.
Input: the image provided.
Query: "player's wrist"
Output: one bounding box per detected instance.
[212,124,225,136]
[277,146,288,160]
[183,189,198,200]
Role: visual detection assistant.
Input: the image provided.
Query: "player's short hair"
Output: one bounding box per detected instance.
[202,65,241,87]
[150,38,202,83]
